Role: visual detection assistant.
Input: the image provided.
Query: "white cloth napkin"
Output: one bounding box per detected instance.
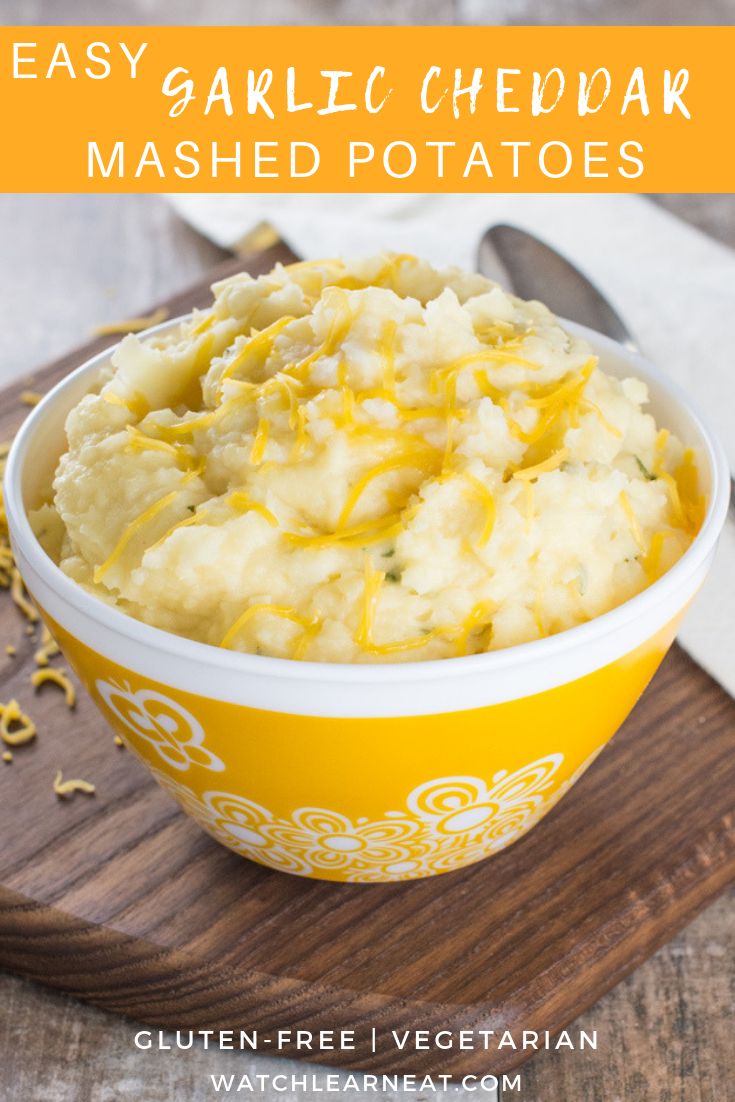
[167,193,732,695]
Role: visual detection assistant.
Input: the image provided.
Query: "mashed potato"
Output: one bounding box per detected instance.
[37,254,701,663]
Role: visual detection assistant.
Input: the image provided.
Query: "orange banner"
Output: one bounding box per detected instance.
[1,25,733,192]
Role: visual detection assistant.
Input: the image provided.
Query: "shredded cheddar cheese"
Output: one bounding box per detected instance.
[355,557,385,648]
[355,557,497,658]
[358,627,447,656]
[34,624,60,667]
[217,315,296,397]
[581,398,623,438]
[454,601,495,656]
[53,770,96,798]
[10,567,39,622]
[0,699,36,747]
[249,418,270,466]
[512,448,570,481]
[619,491,646,553]
[125,426,196,470]
[642,530,668,581]
[94,306,168,337]
[227,492,279,527]
[102,390,150,419]
[676,448,706,533]
[20,390,43,407]
[144,508,205,555]
[286,510,408,550]
[94,490,180,583]
[31,667,76,709]
[337,448,440,530]
[461,472,496,546]
[657,470,686,528]
[379,320,398,396]
[94,466,202,583]
[292,619,322,660]
[220,603,320,653]
[1,411,82,773]
[533,590,546,638]
[290,404,310,460]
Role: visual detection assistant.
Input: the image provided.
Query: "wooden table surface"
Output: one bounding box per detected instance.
[2,3,734,1101]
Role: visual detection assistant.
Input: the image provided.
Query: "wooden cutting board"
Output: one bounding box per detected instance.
[1,246,735,1079]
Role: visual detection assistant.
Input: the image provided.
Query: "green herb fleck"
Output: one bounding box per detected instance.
[187,504,197,513]
[634,456,657,481]
[386,570,401,583]
[382,547,395,558]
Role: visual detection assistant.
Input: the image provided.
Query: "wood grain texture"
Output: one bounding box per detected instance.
[1,0,456,26]
[0,195,229,390]
[8,0,735,25]
[456,0,735,24]
[1,250,735,1085]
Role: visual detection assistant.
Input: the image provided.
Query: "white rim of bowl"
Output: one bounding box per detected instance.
[4,317,731,686]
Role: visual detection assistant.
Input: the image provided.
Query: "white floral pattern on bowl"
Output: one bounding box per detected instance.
[146,753,567,881]
[96,678,225,773]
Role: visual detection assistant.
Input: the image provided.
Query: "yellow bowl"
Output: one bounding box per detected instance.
[4,320,730,882]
